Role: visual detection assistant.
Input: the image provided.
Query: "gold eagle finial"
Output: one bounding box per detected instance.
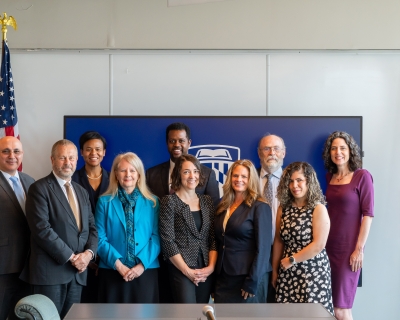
[0,13,18,41]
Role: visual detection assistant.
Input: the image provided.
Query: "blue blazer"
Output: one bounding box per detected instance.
[95,193,160,270]
[214,200,272,294]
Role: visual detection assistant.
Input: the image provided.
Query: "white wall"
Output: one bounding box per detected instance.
[2,0,399,319]
[10,51,400,319]
[3,0,400,50]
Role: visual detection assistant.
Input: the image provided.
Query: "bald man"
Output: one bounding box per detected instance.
[0,137,35,320]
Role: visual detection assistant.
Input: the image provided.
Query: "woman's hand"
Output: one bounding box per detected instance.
[241,289,255,300]
[192,265,214,284]
[115,259,130,280]
[123,262,145,281]
[350,248,363,272]
[271,270,278,289]
[280,257,292,271]
[182,267,199,285]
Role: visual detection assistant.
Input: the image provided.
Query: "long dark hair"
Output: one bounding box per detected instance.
[322,131,362,173]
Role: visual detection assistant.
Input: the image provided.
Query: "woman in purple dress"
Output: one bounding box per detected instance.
[322,131,374,320]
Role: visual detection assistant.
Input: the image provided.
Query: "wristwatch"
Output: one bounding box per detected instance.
[289,256,297,265]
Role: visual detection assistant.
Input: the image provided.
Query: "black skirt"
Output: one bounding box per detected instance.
[98,267,159,303]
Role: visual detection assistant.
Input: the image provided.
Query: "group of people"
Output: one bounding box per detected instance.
[0,122,373,320]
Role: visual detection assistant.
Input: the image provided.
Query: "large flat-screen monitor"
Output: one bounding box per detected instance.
[64,116,362,195]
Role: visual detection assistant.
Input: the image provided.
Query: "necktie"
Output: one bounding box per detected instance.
[263,173,273,206]
[9,176,25,214]
[64,182,81,231]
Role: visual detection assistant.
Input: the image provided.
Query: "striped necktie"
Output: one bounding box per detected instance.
[263,173,273,206]
[9,176,25,214]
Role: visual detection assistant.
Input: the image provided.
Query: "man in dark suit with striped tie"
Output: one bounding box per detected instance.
[257,134,286,303]
[20,139,98,318]
[0,136,35,320]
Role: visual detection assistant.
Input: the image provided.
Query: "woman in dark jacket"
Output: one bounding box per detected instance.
[71,131,109,303]
[159,154,217,303]
[214,159,272,303]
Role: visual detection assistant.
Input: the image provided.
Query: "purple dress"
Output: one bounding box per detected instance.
[325,169,374,309]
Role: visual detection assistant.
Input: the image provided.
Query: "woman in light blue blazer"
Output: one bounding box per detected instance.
[95,152,160,303]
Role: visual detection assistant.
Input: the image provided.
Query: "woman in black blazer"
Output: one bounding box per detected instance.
[159,154,217,303]
[71,131,110,303]
[214,159,272,303]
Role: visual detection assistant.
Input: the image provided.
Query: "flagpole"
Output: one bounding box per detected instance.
[0,12,18,41]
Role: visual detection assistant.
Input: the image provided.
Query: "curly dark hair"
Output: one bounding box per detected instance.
[277,162,326,210]
[322,131,362,174]
[166,122,191,142]
[170,154,205,191]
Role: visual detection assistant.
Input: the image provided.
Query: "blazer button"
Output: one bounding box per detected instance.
[223,245,225,249]
[136,243,139,246]
[222,232,225,237]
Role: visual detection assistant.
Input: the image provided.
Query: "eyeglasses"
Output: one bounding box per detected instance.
[260,146,284,153]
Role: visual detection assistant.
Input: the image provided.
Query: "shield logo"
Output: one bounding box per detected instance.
[189,144,241,198]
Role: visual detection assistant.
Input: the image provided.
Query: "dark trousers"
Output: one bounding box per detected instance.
[98,268,159,303]
[32,277,82,319]
[266,271,276,302]
[215,269,269,303]
[0,273,31,320]
[168,263,213,303]
[158,256,174,303]
[80,266,98,303]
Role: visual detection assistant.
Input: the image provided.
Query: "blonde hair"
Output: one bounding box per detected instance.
[103,152,157,207]
[216,159,265,215]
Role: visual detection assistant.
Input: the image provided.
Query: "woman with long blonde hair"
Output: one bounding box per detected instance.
[214,159,272,303]
[95,152,160,303]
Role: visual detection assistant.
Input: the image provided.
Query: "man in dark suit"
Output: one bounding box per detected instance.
[146,122,219,303]
[0,136,35,320]
[20,139,98,318]
[257,133,286,303]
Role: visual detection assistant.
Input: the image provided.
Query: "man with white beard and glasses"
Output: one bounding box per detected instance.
[257,134,286,302]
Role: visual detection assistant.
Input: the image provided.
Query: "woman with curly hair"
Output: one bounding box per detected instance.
[272,162,334,315]
[322,131,374,320]
[214,159,272,303]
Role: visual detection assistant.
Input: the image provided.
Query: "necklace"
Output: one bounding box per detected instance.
[335,171,350,182]
[87,173,102,180]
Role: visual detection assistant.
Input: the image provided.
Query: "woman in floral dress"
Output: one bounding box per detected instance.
[272,162,334,316]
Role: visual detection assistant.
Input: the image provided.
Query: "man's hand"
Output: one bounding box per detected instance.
[70,251,92,273]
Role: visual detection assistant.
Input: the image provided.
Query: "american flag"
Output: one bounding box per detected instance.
[0,39,19,139]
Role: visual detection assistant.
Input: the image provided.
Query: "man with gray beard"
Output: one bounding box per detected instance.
[257,134,286,303]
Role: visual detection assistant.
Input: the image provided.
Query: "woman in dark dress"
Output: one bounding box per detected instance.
[214,159,272,303]
[71,131,109,303]
[322,132,374,320]
[159,154,217,303]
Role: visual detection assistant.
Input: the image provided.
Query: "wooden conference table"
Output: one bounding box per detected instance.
[65,303,335,320]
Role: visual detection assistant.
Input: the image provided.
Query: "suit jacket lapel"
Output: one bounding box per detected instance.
[112,196,126,232]
[0,172,25,216]
[176,194,201,238]
[161,161,170,196]
[99,168,110,195]
[47,173,79,231]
